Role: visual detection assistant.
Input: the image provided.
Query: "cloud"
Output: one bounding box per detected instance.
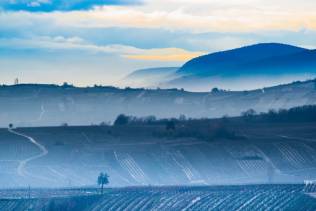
[1,0,316,87]
[0,36,205,61]
[73,4,316,33]
[123,48,205,62]
[1,0,314,34]
[0,0,142,12]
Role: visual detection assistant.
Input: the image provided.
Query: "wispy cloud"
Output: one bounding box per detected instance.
[0,36,204,61]
[1,1,315,33]
[124,48,205,62]
[0,0,142,12]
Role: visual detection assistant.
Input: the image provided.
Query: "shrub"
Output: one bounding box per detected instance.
[166,120,176,131]
[114,114,130,126]
[61,123,68,127]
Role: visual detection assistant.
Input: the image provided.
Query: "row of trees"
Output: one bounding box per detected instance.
[59,104,316,128]
[114,105,316,128]
[113,114,241,141]
[242,105,316,123]
[112,113,156,125]
[113,114,189,126]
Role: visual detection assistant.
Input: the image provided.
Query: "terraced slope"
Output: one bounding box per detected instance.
[1,121,316,188]
[1,185,316,211]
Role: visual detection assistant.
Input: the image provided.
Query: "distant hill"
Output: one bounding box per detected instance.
[240,49,316,74]
[0,79,316,127]
[177,43,309,76]
[127,67,178,78]
[128,43,316,91]
[123,67,179,87]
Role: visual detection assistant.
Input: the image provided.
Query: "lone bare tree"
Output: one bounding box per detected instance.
[97,172,109,194]
[14,78,19,85]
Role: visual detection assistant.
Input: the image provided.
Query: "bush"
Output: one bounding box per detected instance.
[166,120,176,131]
[242,109,256,121]
[212,125,239,140]
[211,87,220,93]
[114,114,130,126]
[61,123,68,127]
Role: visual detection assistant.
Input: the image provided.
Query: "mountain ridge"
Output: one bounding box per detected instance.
[177,43,311,76]
[122,43,316,91]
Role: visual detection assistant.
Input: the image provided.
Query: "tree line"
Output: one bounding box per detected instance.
[242,105,316,123]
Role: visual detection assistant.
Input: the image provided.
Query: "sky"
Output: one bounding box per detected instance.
[0,0,316,87]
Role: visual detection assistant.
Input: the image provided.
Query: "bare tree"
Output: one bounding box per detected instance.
[14,78,19,85]
[114,114,129,126]
[166,120,176,131]
[97,172,109,194]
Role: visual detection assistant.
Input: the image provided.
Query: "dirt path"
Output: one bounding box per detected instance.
[8,128,48,177]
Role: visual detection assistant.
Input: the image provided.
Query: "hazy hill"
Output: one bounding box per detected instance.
[177,43,309,76]
[122,67,179,88]
[241,49,316,74]
[0,79,316,127]
[127,67,178,78]
[128,43,316,91]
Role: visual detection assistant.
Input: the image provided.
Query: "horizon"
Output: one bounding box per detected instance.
[1,41,315,91]
[2,76,316,91]
[1,0,316,89]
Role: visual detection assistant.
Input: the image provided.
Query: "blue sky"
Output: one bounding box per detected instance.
[0,0,316,86]
[0,0,142,11]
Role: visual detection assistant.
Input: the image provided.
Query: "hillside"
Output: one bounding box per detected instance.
[158,43,316,90]
[177,43,310,76]
[1,116,316,188]
[0,80,316,127]
[241,49,316,74]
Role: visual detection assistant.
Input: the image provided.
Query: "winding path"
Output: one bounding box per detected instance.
[8,128,48,177]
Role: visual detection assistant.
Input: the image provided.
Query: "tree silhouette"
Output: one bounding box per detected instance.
[241,109,256,121]
[166,120,176,131]
[97,172,109,194]
[61,123,68,127]
[114,114,129,126]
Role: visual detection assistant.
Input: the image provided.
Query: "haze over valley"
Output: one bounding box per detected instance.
[1,0,316,210]
[0,79,315,127]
